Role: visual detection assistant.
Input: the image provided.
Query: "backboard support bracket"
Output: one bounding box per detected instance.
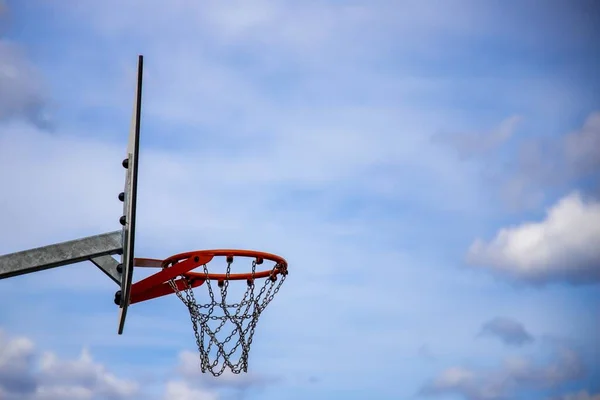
[90,254,123,285]
[0,231,123,283]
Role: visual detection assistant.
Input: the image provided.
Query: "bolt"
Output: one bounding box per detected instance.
[114,290,122,306]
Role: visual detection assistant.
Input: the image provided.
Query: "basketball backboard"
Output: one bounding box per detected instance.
[117,55,143,334]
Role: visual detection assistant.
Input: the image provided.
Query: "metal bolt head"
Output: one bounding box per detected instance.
[114,290,122,306]
[119,215,126,226]
[122,158,129,168]
[118,192,125,202]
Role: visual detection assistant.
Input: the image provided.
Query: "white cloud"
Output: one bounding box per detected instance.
[0,329,138,400]
[38,349,138,399]
[467,192,600,285]
[0,331,36,396]
[0,329,276,400]
[422,346,586,400]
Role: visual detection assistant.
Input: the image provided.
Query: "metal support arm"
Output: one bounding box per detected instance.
[0,231,123,284]
[90,254,122,285]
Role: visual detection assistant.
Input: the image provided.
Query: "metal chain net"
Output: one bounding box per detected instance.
[166,258,287,377]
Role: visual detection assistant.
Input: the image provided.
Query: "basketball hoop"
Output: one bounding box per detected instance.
[128,250,288,376]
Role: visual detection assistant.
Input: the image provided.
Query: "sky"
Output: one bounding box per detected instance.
[0,1,599,399]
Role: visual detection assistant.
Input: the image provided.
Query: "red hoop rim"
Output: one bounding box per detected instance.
[129,249,288,305]
[164,249,287,280]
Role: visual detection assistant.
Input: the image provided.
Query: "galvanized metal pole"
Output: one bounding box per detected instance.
[0,231,123,283]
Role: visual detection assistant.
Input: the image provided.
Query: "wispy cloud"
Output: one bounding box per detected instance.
[565,112,600,176]
[435,115,522,158]
[0,40,51,129]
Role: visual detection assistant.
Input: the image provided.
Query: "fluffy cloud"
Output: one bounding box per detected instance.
[0,329,138,400]
[0,333,36,397]
[37,350,138,399]
[0,329,276,400]
[478,317,534,347]
[467,192,600,285]
[421,346,586,400]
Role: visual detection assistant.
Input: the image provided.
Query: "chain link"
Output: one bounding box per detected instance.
[166,257,287,377]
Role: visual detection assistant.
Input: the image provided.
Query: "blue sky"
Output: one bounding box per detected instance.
[0,1,599,399]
